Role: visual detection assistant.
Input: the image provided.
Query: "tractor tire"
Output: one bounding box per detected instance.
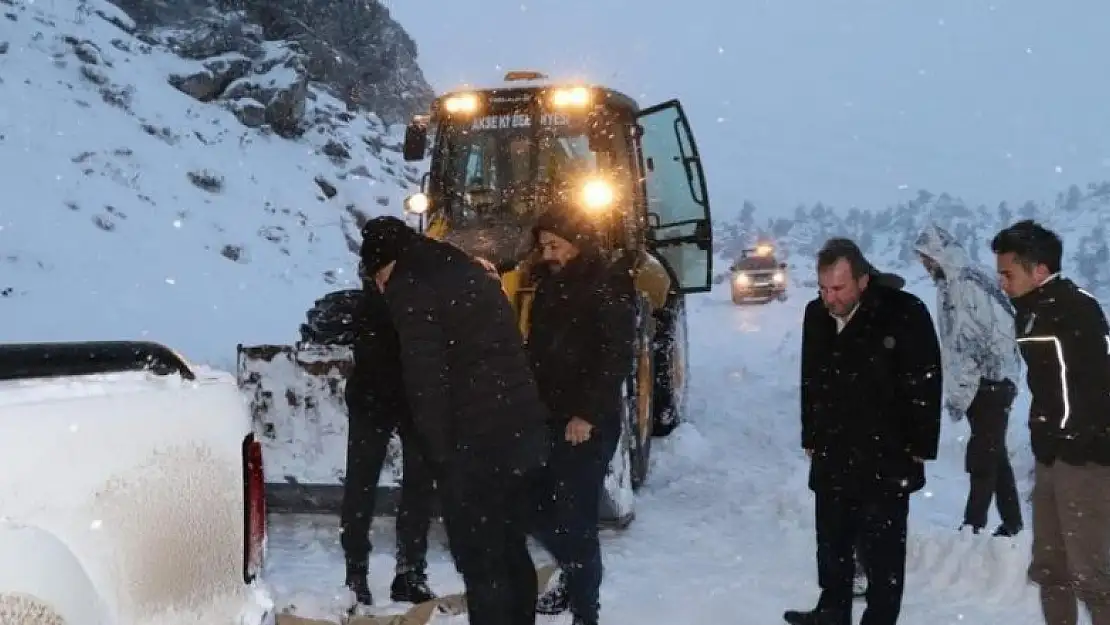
[599,386,636,528]
[651,294,690,438]
[299,289,362,345]
[629,297,655,492]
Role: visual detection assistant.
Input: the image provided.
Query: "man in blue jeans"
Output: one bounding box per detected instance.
[525,208,636,625]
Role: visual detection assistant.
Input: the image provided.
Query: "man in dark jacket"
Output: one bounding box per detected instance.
[525,208,637,625]
[359,216,550,625]
[785,238,942,625]
[340,269,437,609]
[991,220,1110,625]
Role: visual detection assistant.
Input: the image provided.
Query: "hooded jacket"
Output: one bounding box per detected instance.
[914,224,1023,414]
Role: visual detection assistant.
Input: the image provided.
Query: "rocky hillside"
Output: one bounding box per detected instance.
[0,0,431,367]
[111,0,432,127]
[716,182,1110,296]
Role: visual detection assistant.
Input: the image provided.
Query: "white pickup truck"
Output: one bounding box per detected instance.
[0,341,274,625]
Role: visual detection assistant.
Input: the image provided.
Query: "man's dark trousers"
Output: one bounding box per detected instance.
[963,378,1021,531]
[339,401,435,575]
[441,460,538,625]
[815,491,909,625]
[531,424,619,624]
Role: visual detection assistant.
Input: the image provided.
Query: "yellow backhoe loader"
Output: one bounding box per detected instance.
[237,71,714,528]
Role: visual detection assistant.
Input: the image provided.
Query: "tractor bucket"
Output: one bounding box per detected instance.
[236,343,633,527]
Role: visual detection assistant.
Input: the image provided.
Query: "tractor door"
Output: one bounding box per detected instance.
[634,100,713,293]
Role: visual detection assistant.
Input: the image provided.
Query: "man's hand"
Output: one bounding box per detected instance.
[565,417,593,445]
[804,448,813,458]
[475,257,499,277]
[912,456,926,463]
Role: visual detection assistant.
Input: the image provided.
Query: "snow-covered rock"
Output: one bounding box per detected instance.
[0,0,428,370]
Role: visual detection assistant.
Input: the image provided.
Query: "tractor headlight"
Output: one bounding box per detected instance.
[404,192,429,215]
[551,87,591,107]
[580,179,614,211]
[443,93,478,114]
[772,272,786,284]
[734,273,751,286]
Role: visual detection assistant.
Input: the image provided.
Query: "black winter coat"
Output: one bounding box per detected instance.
[800,278,943,496]
[345,287,410,426]
[1012,275,1110,466]
[382,236,550,470]
[526,254,637,435]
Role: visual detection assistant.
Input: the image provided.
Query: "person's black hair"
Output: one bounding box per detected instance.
[816,237,870,279]
[990,219,1063,274]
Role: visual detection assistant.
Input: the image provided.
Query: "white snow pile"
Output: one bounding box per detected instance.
[0,0,424,369]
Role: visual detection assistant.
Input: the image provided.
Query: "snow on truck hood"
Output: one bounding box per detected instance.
[0,368,234,408]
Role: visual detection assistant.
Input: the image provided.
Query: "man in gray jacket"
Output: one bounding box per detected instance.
[915,223,1024,536]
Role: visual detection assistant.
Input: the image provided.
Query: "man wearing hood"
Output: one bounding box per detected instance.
[358,215,551,625]
[914,224,1024,537]
[786,237,943,625]
[525,207,637,625]
[991,220,1110,625]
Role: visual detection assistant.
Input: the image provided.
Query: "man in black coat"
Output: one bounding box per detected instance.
[359,216,550,625]
[785,238,942,625]
[525,208,637,625]
[991,220,1110,625]
[340,271,437,609]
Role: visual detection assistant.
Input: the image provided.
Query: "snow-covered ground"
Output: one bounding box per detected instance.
[264,280,1046,625]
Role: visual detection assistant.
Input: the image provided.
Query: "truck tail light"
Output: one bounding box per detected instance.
[242,433,267,583]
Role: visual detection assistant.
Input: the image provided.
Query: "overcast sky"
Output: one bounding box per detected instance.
[387,0,1109,218]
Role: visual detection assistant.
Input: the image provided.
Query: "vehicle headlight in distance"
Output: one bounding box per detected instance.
[734,273,751,285]
[443,93,478,114]
[581,179,614,211]
[772,272,786,283]
[404,192,429,214]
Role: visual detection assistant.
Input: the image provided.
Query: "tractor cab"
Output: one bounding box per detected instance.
[399,70,714,298]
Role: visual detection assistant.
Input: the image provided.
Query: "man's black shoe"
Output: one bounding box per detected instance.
[390,571,437,604]
[536,575,569,615]
[783,608,849,625]
[345,574,373,608]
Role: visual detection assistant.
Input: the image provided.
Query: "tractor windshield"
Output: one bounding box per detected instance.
[433,110,630,227]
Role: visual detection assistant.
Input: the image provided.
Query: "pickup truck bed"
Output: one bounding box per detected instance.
[0,341,272,625]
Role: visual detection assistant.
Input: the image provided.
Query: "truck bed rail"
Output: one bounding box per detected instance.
[0,341,196,381]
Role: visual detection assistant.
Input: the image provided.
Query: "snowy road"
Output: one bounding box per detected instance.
[265,284,1048,624]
